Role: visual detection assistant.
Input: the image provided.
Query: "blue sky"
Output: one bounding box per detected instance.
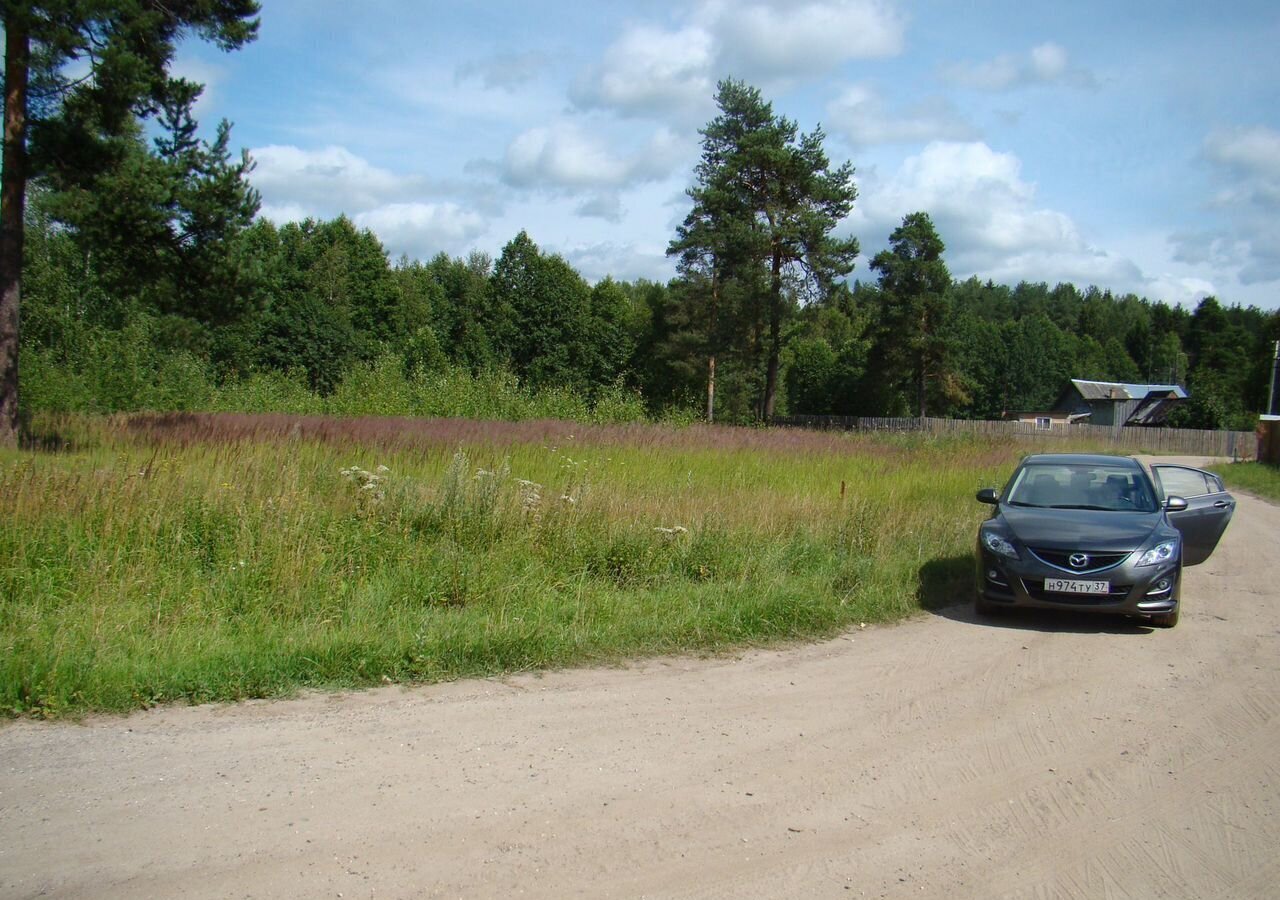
[176,0,1280,309]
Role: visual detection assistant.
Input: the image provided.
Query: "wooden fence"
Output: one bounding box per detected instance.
[771,415,1256,459]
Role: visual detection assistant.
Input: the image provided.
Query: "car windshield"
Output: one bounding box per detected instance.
[1004,463,1158,512]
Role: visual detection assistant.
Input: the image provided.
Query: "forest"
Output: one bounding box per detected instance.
[3,6,1277,440]
[18,180,1277,433]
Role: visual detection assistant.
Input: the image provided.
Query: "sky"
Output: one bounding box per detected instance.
[174,0,1280,310]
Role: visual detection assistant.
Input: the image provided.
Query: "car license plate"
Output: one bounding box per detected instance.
[1044,578,1110,595]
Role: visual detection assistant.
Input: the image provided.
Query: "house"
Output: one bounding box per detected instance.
[1006,409,1083,430]
[1054,379,1188,427]
[1008,379,1189,429]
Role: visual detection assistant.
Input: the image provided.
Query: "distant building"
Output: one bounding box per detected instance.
[1008,379,1189,429]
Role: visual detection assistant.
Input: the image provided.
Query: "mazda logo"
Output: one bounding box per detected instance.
[1069,553,1090,569]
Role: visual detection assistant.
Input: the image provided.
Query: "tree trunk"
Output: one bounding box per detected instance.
[0,18,29,447]
[706,354,716,423]
[706,272,719,423]
[761,246,783,420]
[917,361,927,418]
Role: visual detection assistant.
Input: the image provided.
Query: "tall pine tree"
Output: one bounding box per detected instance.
[1,0,260,444]
[674,80,858,420]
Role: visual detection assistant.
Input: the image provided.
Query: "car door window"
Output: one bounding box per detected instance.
[1153,466,1210,498]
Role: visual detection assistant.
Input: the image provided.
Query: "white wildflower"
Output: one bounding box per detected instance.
[516,479,543,512]
[376,465,390,474]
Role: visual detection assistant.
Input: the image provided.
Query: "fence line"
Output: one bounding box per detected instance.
[770,415,1256,459]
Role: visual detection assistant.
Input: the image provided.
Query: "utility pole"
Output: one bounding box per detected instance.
[1269,340,1279,416]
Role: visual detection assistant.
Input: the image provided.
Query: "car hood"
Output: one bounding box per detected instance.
[999,505,1164,551]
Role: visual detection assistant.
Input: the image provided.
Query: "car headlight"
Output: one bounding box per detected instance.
[1136,539,1177,567]
[981,530,1019,559]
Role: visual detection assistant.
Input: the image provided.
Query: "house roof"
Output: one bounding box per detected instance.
[1070,379,1188,401]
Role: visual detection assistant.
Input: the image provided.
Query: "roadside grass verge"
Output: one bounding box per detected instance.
[2,414,1024,717]
[1210,461,1280,504]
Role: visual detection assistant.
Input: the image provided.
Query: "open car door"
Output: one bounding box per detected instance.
[1150,464,1236,566]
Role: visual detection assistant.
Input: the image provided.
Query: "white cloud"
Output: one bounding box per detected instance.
[572,0,905,121]
[500,124,687,192]
[354,203,488,258]
[575,194,624,223]
[258,202,312,224]
[1169,231,1249,269]
[852,141,1146,294]
[455,52,550,92]
[249,144,500,261]
[250,144,421,213]
[1204,126,1280,208]
[827,83,977,146]
[557,241,676,285]
[570,25,714,120]
[708,0,904,77]
[943,42,1096,91]
[373,62,558,126]
[170,54,226,121]
[1192,126,1280,287]
[1145,274,1217,308]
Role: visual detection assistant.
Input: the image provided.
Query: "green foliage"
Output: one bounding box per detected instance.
[255,289,357,394]
[2,0,263,444]
[870,212,955,416]
[492,231,593,390]
[672,79,859,420]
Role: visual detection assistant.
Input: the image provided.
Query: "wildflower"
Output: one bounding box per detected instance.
[560,494,577,504]
[376,465,390,474]
[516,479,543,512]
[653,525,688,536]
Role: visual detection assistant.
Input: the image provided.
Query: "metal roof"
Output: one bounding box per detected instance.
[1070,379,1188,401]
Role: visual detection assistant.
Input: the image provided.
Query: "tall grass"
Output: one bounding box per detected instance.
[1210,461,1280,503]
[1,414,1018,717]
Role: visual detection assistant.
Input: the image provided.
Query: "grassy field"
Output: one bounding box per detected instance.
[1211,460,1280,503]
[10,413,1149,718]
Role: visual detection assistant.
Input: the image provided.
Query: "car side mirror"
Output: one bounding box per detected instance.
[1164,495,1188,512]
[976,488,999,505]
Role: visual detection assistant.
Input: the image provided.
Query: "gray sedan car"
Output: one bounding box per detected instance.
[975,453,1235,627]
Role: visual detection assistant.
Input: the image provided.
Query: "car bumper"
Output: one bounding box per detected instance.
[975,544,1180,617]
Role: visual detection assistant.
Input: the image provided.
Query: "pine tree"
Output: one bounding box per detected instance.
[1,0,260,444]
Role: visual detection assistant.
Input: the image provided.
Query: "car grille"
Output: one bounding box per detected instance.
[1028,548,1131,573]
[1024,579,1132,603]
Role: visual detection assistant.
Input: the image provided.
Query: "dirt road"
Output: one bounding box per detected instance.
[3,465,1278,899]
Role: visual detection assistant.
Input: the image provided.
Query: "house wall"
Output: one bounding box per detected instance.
[1011,413,1069,428]
[1090,404,1118,427]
